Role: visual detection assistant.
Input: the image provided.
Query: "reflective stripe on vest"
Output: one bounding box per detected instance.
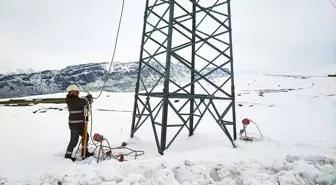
[68,110,84,114]
[69,120,85,124]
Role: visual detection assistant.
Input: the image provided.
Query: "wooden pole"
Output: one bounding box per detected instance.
[82,106,89,158]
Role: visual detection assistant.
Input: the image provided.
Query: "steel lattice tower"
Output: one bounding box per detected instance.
[131,0,237,155]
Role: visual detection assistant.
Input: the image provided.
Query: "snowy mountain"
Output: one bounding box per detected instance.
[0,62,230,98]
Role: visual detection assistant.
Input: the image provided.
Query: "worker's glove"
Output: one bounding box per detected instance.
[85,94,93,104]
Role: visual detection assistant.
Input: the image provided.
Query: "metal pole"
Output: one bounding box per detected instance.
[227,0,237,140]
[160,0,175,154]
[189,1,196,136]
[131,0,149,137]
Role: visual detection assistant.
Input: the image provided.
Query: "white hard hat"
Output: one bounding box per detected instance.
[66,84,80,92]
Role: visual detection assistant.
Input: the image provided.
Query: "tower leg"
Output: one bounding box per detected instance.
[160,0,175,154]
[189,1,196,137]
[131,0,150,138]
[227,0,237,140]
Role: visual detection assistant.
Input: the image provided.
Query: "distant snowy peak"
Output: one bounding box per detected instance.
[0,61,229,98]
[0,68,36,75]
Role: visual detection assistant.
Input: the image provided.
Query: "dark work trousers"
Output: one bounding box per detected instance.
[66,123,89,155]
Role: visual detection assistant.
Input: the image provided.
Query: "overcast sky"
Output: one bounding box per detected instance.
[0,0,335,73]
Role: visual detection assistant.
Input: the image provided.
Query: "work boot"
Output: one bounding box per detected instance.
[81,148,94,159]
[65,153,76,162]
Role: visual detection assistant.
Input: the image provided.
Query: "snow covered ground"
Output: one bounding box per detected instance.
[0,73,335,185]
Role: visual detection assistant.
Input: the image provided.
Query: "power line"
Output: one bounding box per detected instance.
[329,0,336,9]
[94,0,126,99]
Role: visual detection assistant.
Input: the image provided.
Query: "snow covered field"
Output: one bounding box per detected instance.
[0,73,335,185]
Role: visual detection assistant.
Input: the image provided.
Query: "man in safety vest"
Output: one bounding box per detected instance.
[64,84,94,161]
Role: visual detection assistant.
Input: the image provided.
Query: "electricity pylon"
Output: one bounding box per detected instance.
[131,0,237,155]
